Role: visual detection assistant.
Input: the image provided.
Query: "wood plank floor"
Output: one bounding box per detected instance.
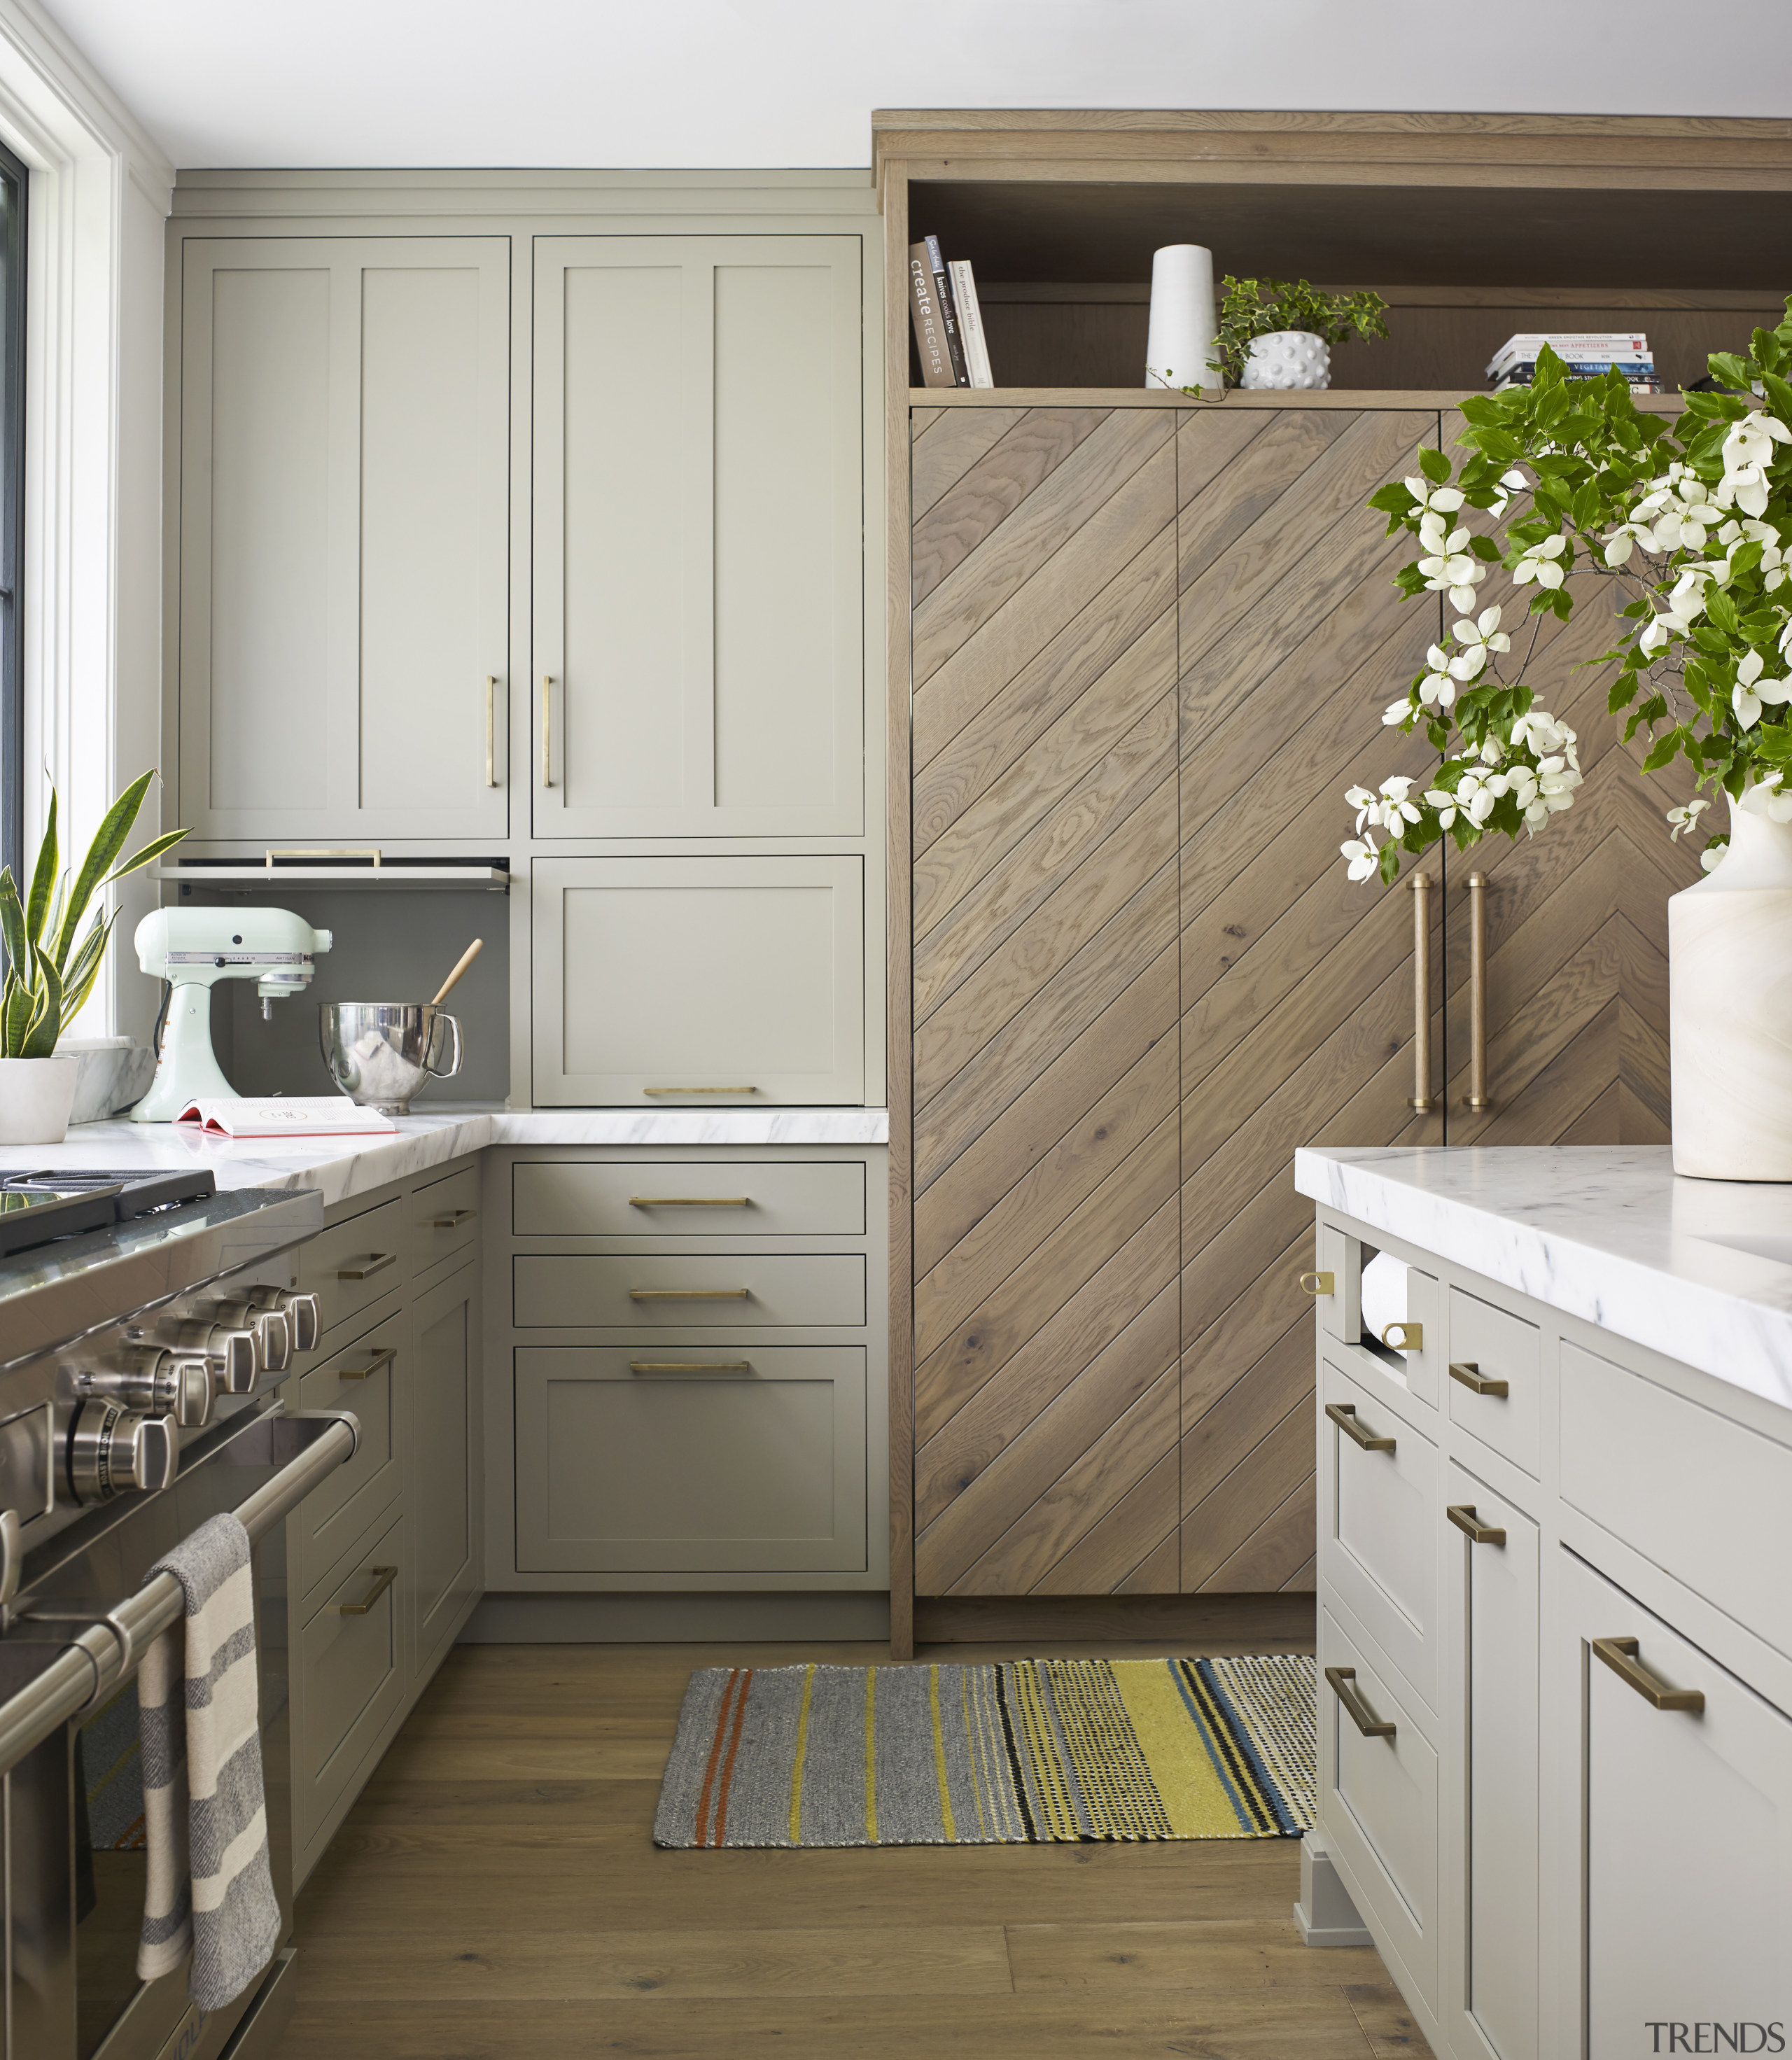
[275,1641,1432,2059]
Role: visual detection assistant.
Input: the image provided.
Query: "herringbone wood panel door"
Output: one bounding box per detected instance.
[1176,408,1446,1596]
[909,405,1182,1597]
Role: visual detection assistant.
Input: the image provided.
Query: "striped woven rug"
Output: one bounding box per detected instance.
[654,1654,1315,1849]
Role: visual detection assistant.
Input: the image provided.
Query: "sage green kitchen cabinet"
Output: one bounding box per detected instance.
[412,1258,481,1676]
[176,236,511,841]
[532,856,864,1105]
[531,234,864,837]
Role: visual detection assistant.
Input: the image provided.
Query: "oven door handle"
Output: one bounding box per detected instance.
[0,1409,358,1777]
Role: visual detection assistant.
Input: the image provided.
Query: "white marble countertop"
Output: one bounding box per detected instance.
[1296,1145,1792,1415]
[3,1107,890,1207]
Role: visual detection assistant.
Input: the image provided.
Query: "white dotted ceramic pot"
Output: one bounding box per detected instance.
[1240,330,1331,391]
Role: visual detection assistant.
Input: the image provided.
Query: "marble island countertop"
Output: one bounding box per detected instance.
[1296,1144,1792,1415]
[2,1107,890,1208]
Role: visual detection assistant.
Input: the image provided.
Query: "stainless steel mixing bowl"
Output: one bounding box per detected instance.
[319,1003,462,1116]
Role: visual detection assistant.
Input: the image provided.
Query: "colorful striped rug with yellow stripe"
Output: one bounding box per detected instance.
[654,1655,1315,1848]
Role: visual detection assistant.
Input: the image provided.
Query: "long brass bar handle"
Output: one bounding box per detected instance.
[642,1086,758,1098]
[629,1197,752,1208]
[1324,1401,1396,1453]
[337,1252,397,1282]
[337,1346,397,1383]
[1592,1637,1705,1714]
[629,1361,753,1375]
[1325,1666,1396,1739]
[1409,871,1434,1112]
[484,675,498,787]
[339,1565,398,1617]
[432,1208,478,1229]
[541,674,553,786]
[1467,871,1490,1112]
[628,1289,752,1301]
[1446,1502,1506,1546]
[1449,1359,1509,1398]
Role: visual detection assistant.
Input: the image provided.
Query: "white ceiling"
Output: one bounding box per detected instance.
[36,0,1792,171]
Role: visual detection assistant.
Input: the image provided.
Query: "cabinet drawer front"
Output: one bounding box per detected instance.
[414,1265,478,1670]
[1562,1340,1792,1661]
[1562,1548,1792,2045]
[1447,1287,1541,1476]
[512,1158,865,1238]
[299,1199,407,1337]
[298,1509,407,1842]
[513,1252,865,1329]
[1322,1359,1439,1708]
[1319,1604,1438,2010]
[514,1345,867,1572]
[293,1310,405,1599]
[532,856,864,1106]
[414,1163,481,1270]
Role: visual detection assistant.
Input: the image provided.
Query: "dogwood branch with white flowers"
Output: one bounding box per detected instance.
[1341,314,1792,885]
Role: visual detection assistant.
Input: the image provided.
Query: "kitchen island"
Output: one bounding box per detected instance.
[1296,1145,1791,2060]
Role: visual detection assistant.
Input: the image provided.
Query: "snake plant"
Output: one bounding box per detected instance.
[0,771,188,1058]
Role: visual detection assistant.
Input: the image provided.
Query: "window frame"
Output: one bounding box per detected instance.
[0,136,22,892]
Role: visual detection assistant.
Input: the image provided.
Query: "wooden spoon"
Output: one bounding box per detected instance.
[432,938,484,1006]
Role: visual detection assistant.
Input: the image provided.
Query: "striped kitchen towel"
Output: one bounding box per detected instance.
[136,1513,281,2009]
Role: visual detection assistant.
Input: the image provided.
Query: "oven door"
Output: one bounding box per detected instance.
[0,1409,355,2060]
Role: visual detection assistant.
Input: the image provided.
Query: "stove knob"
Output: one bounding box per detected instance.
[255,1309,292,1374]
[169,1359,213,1428]
[74,1350,214,1428]
[66,1403,179,1503]
[246,1287,319,1355]
[172,1323,259,1394]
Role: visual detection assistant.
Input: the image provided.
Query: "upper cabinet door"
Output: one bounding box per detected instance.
[532,235,864,839]
[179,237,511,843]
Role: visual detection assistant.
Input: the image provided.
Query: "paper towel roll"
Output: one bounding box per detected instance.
[1145,244,1218,392]
[1359,1252,1413,1354]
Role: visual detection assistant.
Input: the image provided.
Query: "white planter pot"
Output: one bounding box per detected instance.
[1669,789,1792,1179]
[1240,330,1331,391]
[0,1055,81,1145]
[1144,243,1219,391]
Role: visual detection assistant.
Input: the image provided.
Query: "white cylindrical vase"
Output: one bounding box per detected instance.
[1145,245,1218,392]
[0,1055,80,1145]
[1670,788,1792,1179]
[1240,330,1332,390]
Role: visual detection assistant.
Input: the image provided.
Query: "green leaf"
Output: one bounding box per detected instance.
[1378,840,1401,885]
[18,944,60,1058]
[1757,368,1792,425]
[1468,533,1502,561]
[99,826,190,891]
[50,768,153,970]
[1706,586,1740,636]
[1708,352,1755,392]
[59,910,115,1024]
[1609,677,1640,713]
[0,871,24,982]
[1642,729,1684,773]
[1418,446,1452,485]
[24,785,56,948]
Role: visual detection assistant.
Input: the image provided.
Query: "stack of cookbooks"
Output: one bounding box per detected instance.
[1486,332,1660,393]
[907,235,995,388]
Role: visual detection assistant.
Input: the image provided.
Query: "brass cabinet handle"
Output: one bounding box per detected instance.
[432,1207,477,1229]
[1449,1359,1508,1398]
[1298,1270,1334,1296]
[628,1288,752,1301]
[630,1196,752,1208]
[1325,1665,1396,1739]
[541,674,553,786]
[1466,872,1491,1111]
[1408,871,1434,1112]
[1325,1401,1395,1453]
[1381,1321,1423,1351]
[337,1252,397,1282]
[484,675,499,787]
[339,1565,398,1616]
[642,1086,757,1098]
[629,1360,753,1375]
[337,1345,396,1382]
[265,846,381,869]
[1446,1502,1506,1546]
[1592,1636,1705,1714]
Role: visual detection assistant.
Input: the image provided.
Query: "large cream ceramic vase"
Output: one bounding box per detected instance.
[1670,788,1792,1179]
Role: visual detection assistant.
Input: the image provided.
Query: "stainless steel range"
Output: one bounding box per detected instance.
[0,1168,355,2060]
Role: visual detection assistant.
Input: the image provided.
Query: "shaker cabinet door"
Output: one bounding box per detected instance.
[411,1260,482,1675]
[532,234,864,838]
[178,236,512,842]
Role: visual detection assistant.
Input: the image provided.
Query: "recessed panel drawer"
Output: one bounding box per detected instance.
[299,1198,407,1338]
[1322,1358,1440,1710]
[293,1308,404,1600]
[512,1159,866,1238]
[297,1507,406,1843]
[413,1163,481,1270]
[1448,1286,1541,1477]
[513,1252,866,1328]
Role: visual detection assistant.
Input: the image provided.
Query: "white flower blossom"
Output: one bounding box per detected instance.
[1731,647,1792,730]
[1448,604,1511,683]
[1417,643,1457,707]
[1416,512,1487,612]
[1424,786,1462,827]
[1603,521,1655,568]
[1743,774,1792,825]
[1341,836,1380,882]
[1667,799,1709,841]
[1345,785,1377,834]
[1701,841,1727,873]
[1404,475,1465,517]
[1721,412,1792,519]
[1512,533,1568,589]
[1486,468,1529,519]
[1382,696,1412,727]
[1453,769,1499,825]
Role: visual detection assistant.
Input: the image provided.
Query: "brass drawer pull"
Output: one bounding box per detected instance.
[628,1289,751,1301]
[1298,1270,1334,1296]
[1381,1321,1422,1350]
[337,1346,396,1382]
[541,674,553,786]
[1466,872,1491,1112]
[1325,1666,1396,1739]
[629,1196,752,1208]
[339,1565,398,1616]
[1592,1637,1705,1714]
[1325,1401,1395,1453]
[642,1086,757,1098]
[1446,1502,1506,1546]
[1408,871,1434,1112]
[1449,1359,1508,1397]
[337,1252,397,1282]
[629,1361,753,1375]
[266,846,380,869]
[432,1207,477,1229]
[485,675,499,788]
